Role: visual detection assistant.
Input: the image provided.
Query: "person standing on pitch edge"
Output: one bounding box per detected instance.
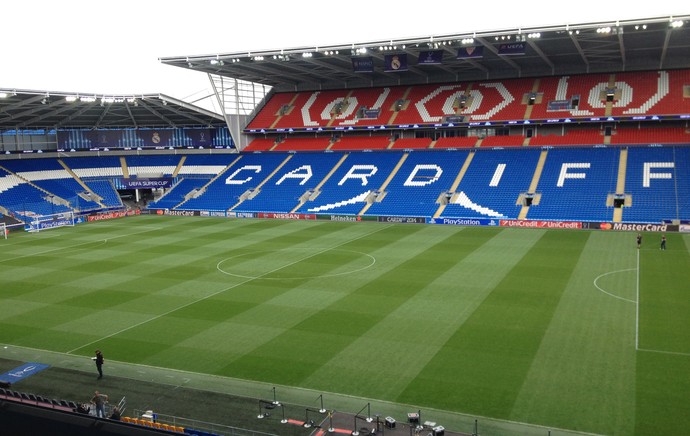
[660,234,666,250]
[636,233,642,249]
[94,350,104,379]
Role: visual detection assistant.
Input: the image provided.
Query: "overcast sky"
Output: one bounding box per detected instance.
[1,1,685,101]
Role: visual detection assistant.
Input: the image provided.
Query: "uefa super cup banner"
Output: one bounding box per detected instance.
[123,178,173,189]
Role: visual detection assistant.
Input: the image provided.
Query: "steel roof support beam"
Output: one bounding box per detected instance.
[18,104,76,128]
[157,94,223,124]
[659,28,672,69]
[475,37,521,74]
[55,103,95,128]
[527,40,555,74]
[124,100,138,128]
[95,104,112,129]
[138,99,176,128]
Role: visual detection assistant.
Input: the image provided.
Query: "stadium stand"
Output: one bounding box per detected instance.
[609,126,690,145]
[444,148,542,219]
[179,152,287,211]
[330,135,392,150]
[243,137,276,151]
[390,137,432,149]
[526,147,619,222]
[244,69,690,131]
[273,136,331,151]
[365,150,469,217]
[621,146,688,222]
[432,136,479,149]
[245,92,296,131]
[294,151,401,215]
[233,152,344,213]
[480,134,526,148]
[528,129,605,147]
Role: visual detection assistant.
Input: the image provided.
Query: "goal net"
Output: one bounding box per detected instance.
[0,223,6,240]
[25,211,76,233]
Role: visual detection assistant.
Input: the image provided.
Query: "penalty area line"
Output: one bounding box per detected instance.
[637,348,690,358]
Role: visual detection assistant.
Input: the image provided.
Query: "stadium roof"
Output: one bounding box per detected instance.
[160,15,690,92]
[0,90,225,130]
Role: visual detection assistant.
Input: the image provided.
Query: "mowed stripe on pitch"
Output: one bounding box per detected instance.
[69,221,392,363]
[510,231,637,435]
[2,219,350,355]
[395,230,589,419]
[301,227,547,400]
[212,225,477,384]
[635,233,690,436]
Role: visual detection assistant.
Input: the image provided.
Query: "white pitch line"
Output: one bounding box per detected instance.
[637,348,690,357]
[0,226,163,264]
[635,248,640,350]
[592,268,637,303]
[66,224,393,355]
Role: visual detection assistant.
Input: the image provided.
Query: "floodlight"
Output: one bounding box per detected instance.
[670,20,683,28]
[0,92,8,98]
[65,96,77,102]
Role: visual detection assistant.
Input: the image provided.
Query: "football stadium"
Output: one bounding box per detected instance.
[2,13,690,436]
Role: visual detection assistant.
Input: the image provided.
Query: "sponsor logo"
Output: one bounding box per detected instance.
[163,210,197,217]
[378,216,426,224]
[259,213,316,220]
[680,224,690,233]
[612,223,667,232]
[87,211,131,222]
[35,220,73,229]
[235,212,255,218]
[330,215,361,222]
[440,218,483,226]
[9,366,37,378]
[500,220,582,229]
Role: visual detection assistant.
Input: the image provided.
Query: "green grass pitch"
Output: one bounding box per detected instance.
[1,215,689,435]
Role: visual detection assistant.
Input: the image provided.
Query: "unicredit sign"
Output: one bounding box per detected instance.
[500,220,582,229]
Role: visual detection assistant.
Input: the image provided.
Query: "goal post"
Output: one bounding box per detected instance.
[25,211,76,233]
[0,223,6,240]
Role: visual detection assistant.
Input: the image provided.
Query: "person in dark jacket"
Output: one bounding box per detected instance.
[94,350,104,379]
